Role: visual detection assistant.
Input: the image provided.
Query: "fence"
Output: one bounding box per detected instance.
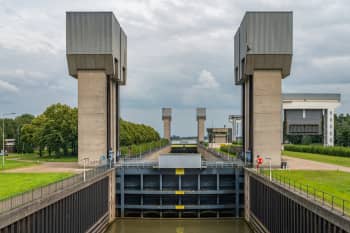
[0,165,111,214]
[258,169,350,217]
[197,143,242,162]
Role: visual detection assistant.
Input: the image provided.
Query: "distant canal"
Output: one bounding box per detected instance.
[106,219,253,233]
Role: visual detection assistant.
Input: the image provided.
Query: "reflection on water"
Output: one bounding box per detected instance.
[106,219,253,233]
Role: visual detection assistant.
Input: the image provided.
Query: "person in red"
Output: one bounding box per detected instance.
[256,155,263,171]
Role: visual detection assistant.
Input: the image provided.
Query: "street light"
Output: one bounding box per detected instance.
[266,156,272,181]
[2,112,16,169]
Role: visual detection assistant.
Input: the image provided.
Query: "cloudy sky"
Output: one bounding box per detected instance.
[0,0,349,136]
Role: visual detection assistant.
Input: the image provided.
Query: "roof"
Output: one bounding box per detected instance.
[283,93,341,102]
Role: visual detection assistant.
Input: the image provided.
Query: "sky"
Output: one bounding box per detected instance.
[0,0,349,136]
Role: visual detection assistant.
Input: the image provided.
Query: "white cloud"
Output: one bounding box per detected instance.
[0,80,18,93]
[193,70,219,89]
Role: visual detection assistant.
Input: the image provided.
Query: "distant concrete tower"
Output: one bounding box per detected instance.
[196,108,206,143]
[66,12,127,165]
[234,12,293,167]
[162,108,172,140]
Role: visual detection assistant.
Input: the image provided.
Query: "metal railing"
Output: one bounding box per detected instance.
[258,169,350,217]
[0,165,111,214]
[198,144,244,163]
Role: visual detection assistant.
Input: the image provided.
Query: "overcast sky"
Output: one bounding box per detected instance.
[0,0,349,136]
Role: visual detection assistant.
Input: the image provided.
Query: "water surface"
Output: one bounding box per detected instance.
[106,219,253,233]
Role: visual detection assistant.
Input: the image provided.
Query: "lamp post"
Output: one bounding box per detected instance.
[266,156,272,181]
[2,112,16,169]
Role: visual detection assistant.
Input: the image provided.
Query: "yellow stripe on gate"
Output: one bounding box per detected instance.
[175,205,185,210]
[176,168,184,175]
[175,190,185,195]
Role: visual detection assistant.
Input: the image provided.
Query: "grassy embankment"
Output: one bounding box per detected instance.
[263,169,350,214]
[0,173,74,200]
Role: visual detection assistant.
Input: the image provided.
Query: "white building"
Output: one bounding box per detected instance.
[282,93,341,146]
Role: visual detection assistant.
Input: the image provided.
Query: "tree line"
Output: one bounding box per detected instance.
[1,103,161,157]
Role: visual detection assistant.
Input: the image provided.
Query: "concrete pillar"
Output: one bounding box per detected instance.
[162,108,172,140]
[78,70,108,165]
[324,108,335,146]
[196,108,206,143]
[108,169,116,222]
[252,70,282,167]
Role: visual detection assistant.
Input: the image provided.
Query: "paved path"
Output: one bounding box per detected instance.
[3,162,83,173]
[283,156,350,172]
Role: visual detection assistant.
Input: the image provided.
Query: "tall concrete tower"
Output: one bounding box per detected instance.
[66,12,127,165]
[196,108,206,143]
[234,12,293,167]
[162,108,172,140]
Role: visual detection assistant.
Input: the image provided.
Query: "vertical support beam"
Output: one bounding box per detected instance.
[116,84,120,157]
[77,70,108,165]
[140,173,143,218]
[216,172,220,218]
[178,175,182,218]
[244,169,250,222]
[235,168,240,217]
[120,167,125,217]
[160,174,163,218]
[108,169,116,222]
[197,174,201,218]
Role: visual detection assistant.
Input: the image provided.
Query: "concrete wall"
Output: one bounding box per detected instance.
[78,70,108,165]
[252,70,282,167]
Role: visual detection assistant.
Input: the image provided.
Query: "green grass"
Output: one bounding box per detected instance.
[7,153,78,162]
[283,150,350,167]
[0,158,38,170]
[215,148,236,158]
[264,170,350,213]
[0,173,74,200]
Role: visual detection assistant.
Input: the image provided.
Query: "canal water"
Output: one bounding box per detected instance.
[106,219,253,233]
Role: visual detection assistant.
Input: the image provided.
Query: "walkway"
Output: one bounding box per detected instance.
[283,156,350,172]
[3,162,83,173]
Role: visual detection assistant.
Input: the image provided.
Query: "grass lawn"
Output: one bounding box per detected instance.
[0,158,38,171]
[7,153,78,162]
[283,150,350,168]
[265,170,350,213]
[0,173,74,200]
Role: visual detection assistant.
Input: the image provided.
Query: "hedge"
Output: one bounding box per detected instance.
[120,139,169,157]
[284,144,350,157]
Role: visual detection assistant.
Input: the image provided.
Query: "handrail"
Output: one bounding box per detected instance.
[257,169,350,217]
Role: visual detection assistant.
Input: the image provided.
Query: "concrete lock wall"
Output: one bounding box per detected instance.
[78,70,108,165]
[252,70,282,167]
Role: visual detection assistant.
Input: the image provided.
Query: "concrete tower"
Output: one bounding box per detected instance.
[234,12,293,167]
[162,108,172,140]
[196,108,206,143]
[66,12,127,165]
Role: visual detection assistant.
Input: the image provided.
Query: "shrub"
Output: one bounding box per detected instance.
[284,144,350,157]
